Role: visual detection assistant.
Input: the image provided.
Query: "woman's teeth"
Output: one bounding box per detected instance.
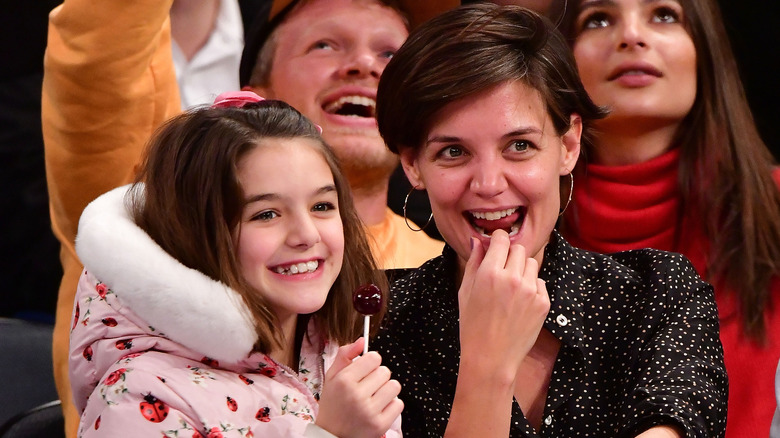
[473,224,521,238]
[471,208,521,237]
[274,260,319,275]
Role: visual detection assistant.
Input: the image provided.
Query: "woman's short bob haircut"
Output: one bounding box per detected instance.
[128,100,387,353]
[377,3,606,155]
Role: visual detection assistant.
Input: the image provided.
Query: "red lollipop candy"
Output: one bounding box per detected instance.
[353,283,383,315]
[353,284,383,354]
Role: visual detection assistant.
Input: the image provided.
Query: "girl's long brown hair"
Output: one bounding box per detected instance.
[129,100,387,353]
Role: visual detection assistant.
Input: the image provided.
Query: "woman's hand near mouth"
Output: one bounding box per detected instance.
[447,229,550,437]
[458,229,549,376]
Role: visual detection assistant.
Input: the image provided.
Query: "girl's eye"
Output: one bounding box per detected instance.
[253,210,278,221]
[312,202,336,212]
[438,146,464,159]
[379,50,395,60]
[579,11,610,30]
[652,7,680,24]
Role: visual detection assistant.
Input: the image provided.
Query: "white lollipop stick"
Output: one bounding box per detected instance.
[363,315,370,355]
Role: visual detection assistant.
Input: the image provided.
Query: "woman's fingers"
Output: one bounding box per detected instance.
[459,236,486,305]
[457,230,550,373]
[480,229,511,271]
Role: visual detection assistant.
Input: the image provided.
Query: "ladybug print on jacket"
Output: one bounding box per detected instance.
[73,303,80,330]
[94,415,100,430]
[238,374,254,385]
[226,396,237,412]
[258,363,277,377]
[83,346,93,361]
[139,393,169,423]
[206,427,224,438]
[256,407,271,422]
[200,356,219,368]
[115,339,133,350]
[103,368,127,386]
[101,317,118,327]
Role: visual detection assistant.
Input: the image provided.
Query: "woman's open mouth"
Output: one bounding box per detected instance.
[466,207,526,238]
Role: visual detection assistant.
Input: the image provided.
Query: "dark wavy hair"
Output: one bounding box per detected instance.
[128,100,387,352]
[561,0,780,341]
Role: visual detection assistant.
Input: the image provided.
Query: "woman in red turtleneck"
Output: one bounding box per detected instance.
[559,0,780,436]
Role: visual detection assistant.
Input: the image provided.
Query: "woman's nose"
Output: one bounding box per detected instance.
[470,161,508,198]
[618,14,647,49]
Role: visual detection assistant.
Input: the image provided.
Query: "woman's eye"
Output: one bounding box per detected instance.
[580,11,610,30]
[312,202,336,212]
[653,7,680,23]
[253,210,278,221]
[509,140,532,152]
[439,146,464,159]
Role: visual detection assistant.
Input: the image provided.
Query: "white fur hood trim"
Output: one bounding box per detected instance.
[75,185,257,362]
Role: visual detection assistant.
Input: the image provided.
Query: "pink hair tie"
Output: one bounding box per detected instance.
[212,91,323,135]
[212,91,265,108]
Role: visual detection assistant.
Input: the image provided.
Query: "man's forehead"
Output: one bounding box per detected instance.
[276,0,458,28]
[283,0,406,27]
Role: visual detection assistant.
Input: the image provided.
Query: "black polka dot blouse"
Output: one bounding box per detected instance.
[375,231,727,437]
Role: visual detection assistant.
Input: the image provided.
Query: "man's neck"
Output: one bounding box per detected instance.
[351,180,390,226]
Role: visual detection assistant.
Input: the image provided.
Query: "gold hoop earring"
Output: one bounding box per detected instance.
[559,172,574,216]
[403,185,433,232]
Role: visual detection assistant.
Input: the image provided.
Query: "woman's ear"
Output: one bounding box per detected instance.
[399,148,424,189]
[560,114,582,175]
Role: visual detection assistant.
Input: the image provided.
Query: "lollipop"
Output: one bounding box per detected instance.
[353,283,383,354]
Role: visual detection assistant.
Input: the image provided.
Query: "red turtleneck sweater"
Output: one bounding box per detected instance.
[562,147,780,437]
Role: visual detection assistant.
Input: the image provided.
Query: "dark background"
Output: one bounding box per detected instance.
[717,1,779,160]
[0,0,63,322]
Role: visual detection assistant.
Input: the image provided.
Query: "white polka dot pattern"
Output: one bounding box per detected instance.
[375,231,728,437]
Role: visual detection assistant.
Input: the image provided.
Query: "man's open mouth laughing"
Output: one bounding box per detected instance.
[323,95,376,118]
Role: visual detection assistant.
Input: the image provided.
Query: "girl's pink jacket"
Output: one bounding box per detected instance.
[69,186,402,438]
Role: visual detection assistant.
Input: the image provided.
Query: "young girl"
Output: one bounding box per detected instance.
[559,0,780,435]
[68,92,403,437]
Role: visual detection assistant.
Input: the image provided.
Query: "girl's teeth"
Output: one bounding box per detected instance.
[274,261,320,275]
[471,208,517,221]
